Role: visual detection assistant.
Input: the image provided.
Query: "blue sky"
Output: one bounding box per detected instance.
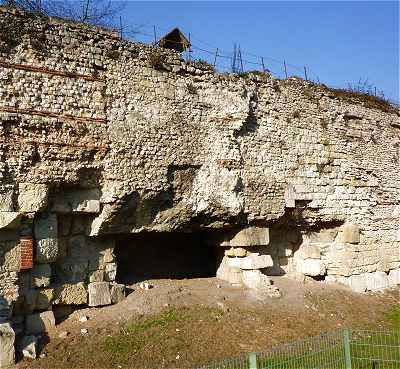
[120,1,399,104]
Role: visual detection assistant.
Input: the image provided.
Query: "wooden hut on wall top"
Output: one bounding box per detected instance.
[158,28,190,53]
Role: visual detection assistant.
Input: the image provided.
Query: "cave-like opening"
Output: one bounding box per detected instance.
[114,232,217,284]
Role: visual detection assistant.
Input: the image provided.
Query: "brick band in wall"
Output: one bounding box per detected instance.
[0,61,104,82]
[0,137,110,151]
[19,238,34,270]
[0,107,107,124]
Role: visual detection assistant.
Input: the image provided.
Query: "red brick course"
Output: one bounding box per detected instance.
[19,238,34,270]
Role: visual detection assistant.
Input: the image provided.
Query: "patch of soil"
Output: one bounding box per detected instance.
[18,277,400,369]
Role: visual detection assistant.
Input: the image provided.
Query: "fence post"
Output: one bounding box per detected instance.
[248,352,258,369]
[343,328,352,369]
[283,60,288,79]
[213,48,219,68]
[153,25,157,46]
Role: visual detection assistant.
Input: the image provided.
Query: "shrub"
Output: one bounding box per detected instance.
[192,59,214,72]
[147,50,168,71]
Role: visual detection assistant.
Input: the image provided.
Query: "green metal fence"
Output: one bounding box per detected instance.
[196,329,400,369]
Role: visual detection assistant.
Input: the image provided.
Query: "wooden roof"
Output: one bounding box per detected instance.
[158,28,190,53]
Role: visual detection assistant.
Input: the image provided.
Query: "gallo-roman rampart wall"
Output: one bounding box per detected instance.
[0,7,399,359]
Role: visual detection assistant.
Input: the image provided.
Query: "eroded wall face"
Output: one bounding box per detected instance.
[0,7,399,333]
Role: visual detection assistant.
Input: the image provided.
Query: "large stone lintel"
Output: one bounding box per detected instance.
[219,227,270,247]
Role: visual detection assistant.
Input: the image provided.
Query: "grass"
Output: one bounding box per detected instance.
[202,307,400,369]
[386,306,400,329]
[102,308,183,358]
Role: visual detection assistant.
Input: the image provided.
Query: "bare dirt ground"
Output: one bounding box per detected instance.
[18,277,399,369]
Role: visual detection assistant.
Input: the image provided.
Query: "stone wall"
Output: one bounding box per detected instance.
[0,6,399,365]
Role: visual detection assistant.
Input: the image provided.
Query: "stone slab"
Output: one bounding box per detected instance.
[365,271,389,291]
[301,259,326,276]
[348,274,367,293]
[226,254,273,270]
[220,227,269,247]
[88,282,111,307]
[52,189,101,213]
[52,283,88,305]
[0,322,15,369]
[110,284,126,304]
[18,183,49,213]
[388,269,400,286]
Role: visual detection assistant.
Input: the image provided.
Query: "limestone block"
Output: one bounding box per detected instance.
[88,282,111,307]
[105,263,117,282]
[284,186,296,208]
[32,264,51,288]
[397,229,400,242]
[0,322,15,368]
[0,212,21,230]
[341,224,360,244]
[224,248,235,257]
[216,257,231,281]
[35,238,59,263]
[226,254,273,270]
[227,267,243,286]
[52,283,88,305]
[102,248,115,263]
[56,258,88,283]
[242,270,271,289]
[224,247,247,257]
[18,183,49,213]
[388,269,400,286]
[220,227,269,247]
[297,244,321,259]
[52,189,101,214]
[0,241,20,272]
[110,284,126,304]
[301,259,326,276]
[25,311,55,335]
[0,189,14,212]
[89,270,104,282]
[17,335,38,359]
[348,274,367,293]
[366,272,389,291]
[34,214,58,263]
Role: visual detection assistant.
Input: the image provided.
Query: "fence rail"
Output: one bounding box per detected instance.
[196,329,400,369]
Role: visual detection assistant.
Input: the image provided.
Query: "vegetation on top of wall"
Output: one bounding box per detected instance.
[283,77,398,115]
[147,49,169,71]
[0,10,47,54]
[191,59,214,72]
[324,86,398,114]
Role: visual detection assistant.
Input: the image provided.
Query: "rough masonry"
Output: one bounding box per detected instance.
[0,7,399,366]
